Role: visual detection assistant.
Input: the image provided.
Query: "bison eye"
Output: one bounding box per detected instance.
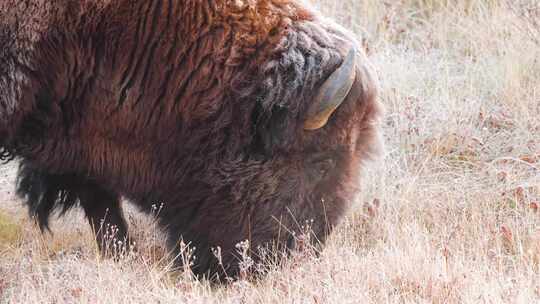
[305,153,336,184]
[252,105,291,156]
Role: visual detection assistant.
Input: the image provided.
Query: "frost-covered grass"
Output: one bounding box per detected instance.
[1,1,539,303]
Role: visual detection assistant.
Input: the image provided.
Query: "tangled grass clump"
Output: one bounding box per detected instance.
[0,211,21,248]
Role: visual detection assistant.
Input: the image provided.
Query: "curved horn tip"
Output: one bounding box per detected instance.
[303,47,358,130]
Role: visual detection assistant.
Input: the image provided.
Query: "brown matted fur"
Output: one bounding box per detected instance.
[0,0,382,279]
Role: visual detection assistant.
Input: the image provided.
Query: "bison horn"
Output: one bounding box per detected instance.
[303,47,357,130]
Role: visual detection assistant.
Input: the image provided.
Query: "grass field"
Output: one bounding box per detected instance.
[1,1,539,303]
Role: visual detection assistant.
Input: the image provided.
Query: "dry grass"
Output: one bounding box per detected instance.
[1,0,540,303]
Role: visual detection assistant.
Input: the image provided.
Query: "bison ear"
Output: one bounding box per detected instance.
[252,105,291,156]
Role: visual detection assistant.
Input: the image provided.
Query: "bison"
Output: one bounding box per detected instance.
[0,0,382,278]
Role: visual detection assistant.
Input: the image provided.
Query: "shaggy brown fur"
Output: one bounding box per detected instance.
[0,0,382,279]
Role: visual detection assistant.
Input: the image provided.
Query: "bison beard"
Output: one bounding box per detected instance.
[0,0,382,279]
